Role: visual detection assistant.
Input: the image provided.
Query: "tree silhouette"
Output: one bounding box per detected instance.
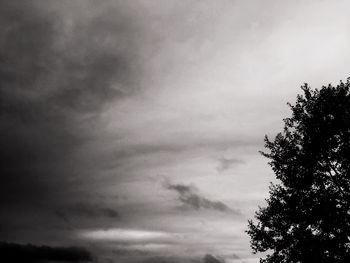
[0,241,93,262]
[247,79,350,263]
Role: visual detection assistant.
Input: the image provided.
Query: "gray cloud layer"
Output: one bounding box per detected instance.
[106,253,225,263]
[55,202,120,223]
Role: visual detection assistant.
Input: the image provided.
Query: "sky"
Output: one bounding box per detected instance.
[1,0,350,262]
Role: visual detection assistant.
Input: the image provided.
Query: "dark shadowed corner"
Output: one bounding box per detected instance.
[0,0,141,242]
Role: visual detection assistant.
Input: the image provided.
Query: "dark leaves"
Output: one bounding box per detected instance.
[247,79,350,263]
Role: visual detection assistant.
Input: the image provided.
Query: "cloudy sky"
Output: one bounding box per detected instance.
[1,0,350,262]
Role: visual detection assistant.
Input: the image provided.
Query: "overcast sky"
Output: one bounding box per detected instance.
[1,0,350,262]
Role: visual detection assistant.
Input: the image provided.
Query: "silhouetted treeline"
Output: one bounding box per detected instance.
[0,241,92,262]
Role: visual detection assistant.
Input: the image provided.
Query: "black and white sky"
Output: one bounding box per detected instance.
[1,0,350,262]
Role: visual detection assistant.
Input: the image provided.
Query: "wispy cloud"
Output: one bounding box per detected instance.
[164,182,240,214]
[216,157,244,172]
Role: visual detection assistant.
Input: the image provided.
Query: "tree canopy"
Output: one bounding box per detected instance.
[247,79,350,263]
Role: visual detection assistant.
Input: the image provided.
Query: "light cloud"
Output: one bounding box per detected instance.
[79,228,176,242]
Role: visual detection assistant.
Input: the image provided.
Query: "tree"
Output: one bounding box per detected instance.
[247,79,350,263]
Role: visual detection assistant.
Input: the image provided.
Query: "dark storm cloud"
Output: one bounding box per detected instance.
[216,157,244,172]
[0,1,137,116]
[0,241,93,262]
[0,0,141,242]
[164,182,239,214]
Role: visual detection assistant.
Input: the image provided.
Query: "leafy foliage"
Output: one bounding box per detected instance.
[247,79,350,262]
